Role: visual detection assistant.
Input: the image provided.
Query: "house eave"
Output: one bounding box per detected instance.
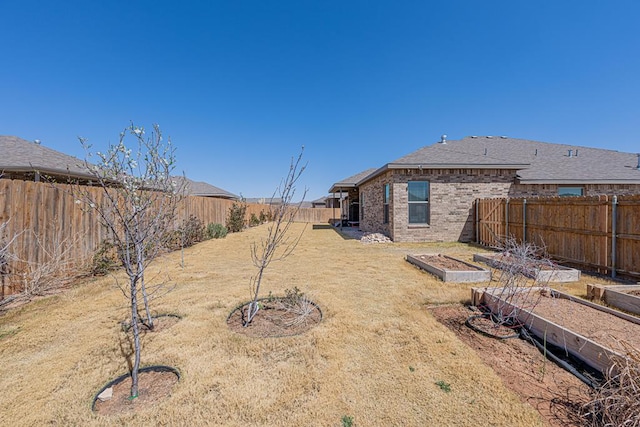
[0,165,96,181]
[518,178,640,185]
[356,162,529,187]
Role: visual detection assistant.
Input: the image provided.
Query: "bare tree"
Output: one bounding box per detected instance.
[244,148,307,326]
[486,237,556,327]
[74,123,185,398]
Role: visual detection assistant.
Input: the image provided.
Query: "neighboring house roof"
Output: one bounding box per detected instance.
[173,176,238,200]
[328,168,377,193]
[356,136,640,186]
[244,197,284,205]
[0,135,94,180]
[311,196,328,204]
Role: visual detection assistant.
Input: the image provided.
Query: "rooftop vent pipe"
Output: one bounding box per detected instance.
[440,134,447,144]
[637,153,640,170]
[568,149,574,157]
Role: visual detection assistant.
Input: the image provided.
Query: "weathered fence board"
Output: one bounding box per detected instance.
[476,195,640,280]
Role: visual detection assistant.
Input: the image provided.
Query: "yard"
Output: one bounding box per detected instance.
[0,223,601,426]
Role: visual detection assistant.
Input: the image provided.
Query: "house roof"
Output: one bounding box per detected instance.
[0,135,94,180]
[172,176,238,200]
[357,136,640,186]
[328,168,377,193]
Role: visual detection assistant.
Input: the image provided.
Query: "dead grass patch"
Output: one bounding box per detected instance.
[0,224,610,426]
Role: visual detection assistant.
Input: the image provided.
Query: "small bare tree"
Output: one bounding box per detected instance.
[244,148,307,326]
[488,237,556,327]
[74,123,185,398]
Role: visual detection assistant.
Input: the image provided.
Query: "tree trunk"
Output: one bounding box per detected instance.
[130,276,141,398]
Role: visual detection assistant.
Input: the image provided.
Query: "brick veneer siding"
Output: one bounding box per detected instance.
[359,169,517,242]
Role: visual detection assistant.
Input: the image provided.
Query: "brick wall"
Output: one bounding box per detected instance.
[358,169,640,243]
[360,169,516,242]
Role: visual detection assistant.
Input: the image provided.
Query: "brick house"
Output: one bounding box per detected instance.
[329,136,640,242]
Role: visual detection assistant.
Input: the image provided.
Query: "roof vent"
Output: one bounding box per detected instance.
[568,149,574,157]
[575,149,579,157]
[471,135,478,138]
[34,139,41,145]
[637,153,640,170]
[484,148,487,155]
[486,135,493,139]
[500,136,507,139]
[440,134,447,144]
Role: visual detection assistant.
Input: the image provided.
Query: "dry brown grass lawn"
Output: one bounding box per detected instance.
[0,223,605,426]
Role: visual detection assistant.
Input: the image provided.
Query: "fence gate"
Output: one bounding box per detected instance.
[476,199,505,248]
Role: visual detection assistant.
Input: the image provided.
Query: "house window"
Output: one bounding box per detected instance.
[558,186,583,197]
[408,181,429,224]
[383,183,390,224]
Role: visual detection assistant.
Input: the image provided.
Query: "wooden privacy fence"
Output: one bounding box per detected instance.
[476,195,640,280]
[0,179,333,296]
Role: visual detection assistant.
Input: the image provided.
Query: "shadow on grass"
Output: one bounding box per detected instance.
[312,224,359,240]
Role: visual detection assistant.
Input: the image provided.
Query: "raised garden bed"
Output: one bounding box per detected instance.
[473,253,581,282]
[406,254,491,283]
[472,286,640,375]
[587,284,640,316]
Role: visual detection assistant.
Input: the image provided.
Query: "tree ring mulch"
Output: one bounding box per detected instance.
[92,365,180,415]
[227,297,322,338]
[121,313,182,334]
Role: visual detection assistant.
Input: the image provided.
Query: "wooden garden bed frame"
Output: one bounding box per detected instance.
[471,286,640,375]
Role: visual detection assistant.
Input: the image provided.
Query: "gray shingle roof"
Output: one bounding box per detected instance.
[172,176,238,199]
[0,135,93,179]
[371,136,640,184]
[328,168,377,192]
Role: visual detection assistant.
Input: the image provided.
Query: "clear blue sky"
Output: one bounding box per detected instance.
[2,1,639,201]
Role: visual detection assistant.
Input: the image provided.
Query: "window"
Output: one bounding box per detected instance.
[558,186,583,197]
[408,181,429,224]
[383,184,390,224]
[360,192,365,221]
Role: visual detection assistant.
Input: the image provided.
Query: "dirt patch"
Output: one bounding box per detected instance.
[626,290,640,297]
[227,299,322,338]
[93,368,179,416]
[415,254,479,271]
[428,304,590,427]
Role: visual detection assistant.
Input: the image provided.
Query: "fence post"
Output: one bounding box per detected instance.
[522,198,527,243]
[611,195,618,279]
[475,199,479,244]
[505,199,509,240]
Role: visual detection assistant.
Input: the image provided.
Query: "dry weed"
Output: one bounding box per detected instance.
[582,340,640,426]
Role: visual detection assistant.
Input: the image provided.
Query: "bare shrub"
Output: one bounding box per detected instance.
[277,287,315,327]
[486,237,556,327]
[0,227,89,308]
[18,230,88,297]
[582,341,640,426]
[0,221,15,301]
